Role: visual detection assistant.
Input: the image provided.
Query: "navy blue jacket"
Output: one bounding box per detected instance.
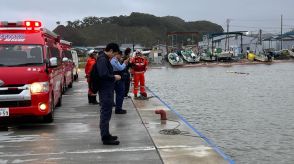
[95,53,115,91]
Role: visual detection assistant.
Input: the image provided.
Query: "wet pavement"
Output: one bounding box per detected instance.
[132,92,231,164]
[0,77,162,164]
[0,70,232,164]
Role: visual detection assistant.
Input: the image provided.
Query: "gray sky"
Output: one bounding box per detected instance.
[1,0,293,34]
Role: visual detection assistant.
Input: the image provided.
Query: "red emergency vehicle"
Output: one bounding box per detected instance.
[0,21,63,122]
[60,40,74,92]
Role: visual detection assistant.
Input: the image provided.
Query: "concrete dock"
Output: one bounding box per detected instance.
[0,71,233,164]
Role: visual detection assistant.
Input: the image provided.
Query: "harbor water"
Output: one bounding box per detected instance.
[146,63,294,164]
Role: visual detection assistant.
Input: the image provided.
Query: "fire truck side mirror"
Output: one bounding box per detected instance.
[49,57,58,67]
[62,57,69,62]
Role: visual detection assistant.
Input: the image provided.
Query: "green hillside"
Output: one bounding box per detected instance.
[53,12,224,46]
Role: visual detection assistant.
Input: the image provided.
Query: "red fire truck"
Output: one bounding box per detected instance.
[0,21,63,122]
[60,40,74,92]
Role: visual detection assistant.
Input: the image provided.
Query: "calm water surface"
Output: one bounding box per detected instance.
[146,63,294,164]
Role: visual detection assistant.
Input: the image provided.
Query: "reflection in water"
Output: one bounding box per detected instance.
[146,63,294,164]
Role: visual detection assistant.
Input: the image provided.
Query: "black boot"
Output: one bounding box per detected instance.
[88,94,92,104]
[115,109,127,114]
[105,134,118,140]
[102,135,120,145]
[91,95,99,105]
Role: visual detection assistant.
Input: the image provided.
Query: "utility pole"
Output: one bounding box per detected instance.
[259,29,262,45]
[171,35,174,49]
[280,14,283,50]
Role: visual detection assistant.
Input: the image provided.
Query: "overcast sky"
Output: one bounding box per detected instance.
[1,0,293,34]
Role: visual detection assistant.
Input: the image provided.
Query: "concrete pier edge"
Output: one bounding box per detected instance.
[130,96,165,164]
[141,87,235,164]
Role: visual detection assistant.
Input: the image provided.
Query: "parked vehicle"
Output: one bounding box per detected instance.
[71,50,79,80]
[0,20,63,122]
[60,40,74,92]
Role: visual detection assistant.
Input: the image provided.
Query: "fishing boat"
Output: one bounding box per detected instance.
[168,53,184,66]
[278,49,294,59]
[254,53,273,62]
[180,50,200,63]
[200,50,216,62]
[214,48,233,61]
[289,49,294,58]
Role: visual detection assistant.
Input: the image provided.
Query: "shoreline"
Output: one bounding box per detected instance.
[149,59,294,68]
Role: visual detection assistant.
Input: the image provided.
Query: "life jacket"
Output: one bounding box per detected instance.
[132,56,147,72]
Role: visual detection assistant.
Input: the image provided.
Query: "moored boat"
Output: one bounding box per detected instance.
[200,50,216,62]
[168,53,184,66]
[254,53,273,62]
[180,50,200,63]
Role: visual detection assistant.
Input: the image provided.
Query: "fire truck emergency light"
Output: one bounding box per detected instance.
[24,21,41,28]
[0,21,42,28]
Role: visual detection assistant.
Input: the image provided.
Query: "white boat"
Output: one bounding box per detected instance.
[289,50,294,58]
[200,51,216,61]
[168,53,184,66]
[215,50,233,61]
[280,49,294,58]
[254,53,273,62]
[180,50,200,63]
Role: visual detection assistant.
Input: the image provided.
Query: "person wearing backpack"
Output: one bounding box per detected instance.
[92,43,121,145]
[111,50,129,114]
[85,50,99,104]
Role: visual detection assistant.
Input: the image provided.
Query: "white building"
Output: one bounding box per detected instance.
[263,32,294,50]
[199,33,264,55]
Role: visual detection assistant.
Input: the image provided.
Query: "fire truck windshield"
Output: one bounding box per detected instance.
[0,45,43,67]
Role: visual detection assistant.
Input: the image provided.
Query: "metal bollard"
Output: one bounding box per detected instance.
[155,109,167,120]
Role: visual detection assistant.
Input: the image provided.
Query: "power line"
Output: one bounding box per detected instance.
[231,18,294,22]
[231,19,279,22]
[230,25,293,30]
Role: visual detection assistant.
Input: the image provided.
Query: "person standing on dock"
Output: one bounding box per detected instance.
[130,50,148,98]
[85,50,99,104]
[94,43,121,145]
[111,50,129,114]
[123,48,132,98]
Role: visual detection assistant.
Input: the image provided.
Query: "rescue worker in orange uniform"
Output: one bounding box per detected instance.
[85,49,99,104]
[130,50,148,98]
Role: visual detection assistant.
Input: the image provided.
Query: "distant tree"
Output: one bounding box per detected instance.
[53,25,86,46]
[82,16,101,27]
[66,21,73,28]
[72,20,81,28]
[57,12,224,46]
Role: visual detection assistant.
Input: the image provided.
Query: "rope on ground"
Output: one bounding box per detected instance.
[159,119,201,138]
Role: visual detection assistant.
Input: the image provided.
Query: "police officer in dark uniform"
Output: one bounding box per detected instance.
[94,43,121,145]
[123,48,132,98]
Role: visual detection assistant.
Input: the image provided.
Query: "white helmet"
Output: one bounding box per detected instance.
[135,50,142,56]
[87,49,97,55]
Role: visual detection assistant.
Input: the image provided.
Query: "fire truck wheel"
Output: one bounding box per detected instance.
[74,74,78,81]
[56,87,62,107]
[68,74,73,88]
[62,77,67,94]
[43,95,54,123]
[68,82,73,88]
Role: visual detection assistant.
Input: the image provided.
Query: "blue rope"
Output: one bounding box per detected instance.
[146,87,235,164]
